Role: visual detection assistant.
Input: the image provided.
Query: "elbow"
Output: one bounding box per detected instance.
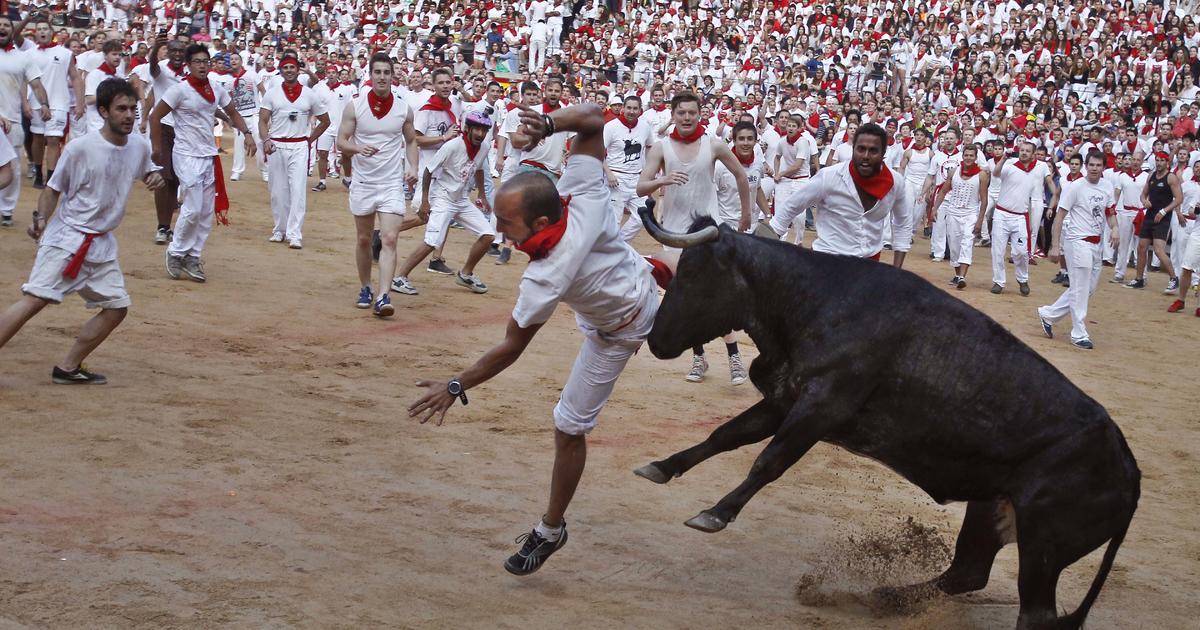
[573,103,606,134]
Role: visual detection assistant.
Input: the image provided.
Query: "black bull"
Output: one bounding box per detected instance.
[632,210,1140,630]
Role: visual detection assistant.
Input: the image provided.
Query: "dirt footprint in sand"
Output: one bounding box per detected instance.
[794,516,951,615]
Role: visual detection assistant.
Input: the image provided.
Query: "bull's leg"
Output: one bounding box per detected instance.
[634,399,784,484]
[685,391,849,533]
[1014,539,1063,630]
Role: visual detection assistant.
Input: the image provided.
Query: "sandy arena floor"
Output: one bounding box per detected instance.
[1,158,1197,629]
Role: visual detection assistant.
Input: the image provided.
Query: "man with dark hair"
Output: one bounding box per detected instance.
[27,19,84,191]
[147,37,188,244]
[409,103,659,577]
[766,123,913,268]
[0,78,163,383]
[602,94,651,240]
[1128,151,1185,291]
[412,66,462,275]
[150,44,255,283]
[0,13,52,227]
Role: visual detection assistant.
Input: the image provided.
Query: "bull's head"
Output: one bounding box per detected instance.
[641,202,753,360]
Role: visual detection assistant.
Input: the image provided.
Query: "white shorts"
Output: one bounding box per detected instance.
[29,109,69,137]
[349,184,405,217]
[315,132,336,152]
[1182,229,1200,272]
[21,245,130,309]
[423,193,495,248]
[554,289,658,435]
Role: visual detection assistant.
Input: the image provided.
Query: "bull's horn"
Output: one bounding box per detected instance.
[637,199,719,248]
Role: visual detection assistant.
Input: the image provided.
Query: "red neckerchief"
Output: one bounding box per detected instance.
[736,150,754,166]
[848,162,895,200]
[1067,172,1083,181]
[38,42,57,50]
[420,94,457,125]
[167,61,185,77]
[1014,160,1037,173]
[542,102,559,113]
[187,75,215,103]
[902,137,913,149]
[652,103,667,112]
[281,80,302,103]
[0,42,14,52]
[232,69,246,90]
[617,114,638,130]
[786,131,802,144]
[960,163,982,177]
[368,89,393,119]
[515,197,570,261]
[98,62,117,76]
[463,135,481,161]
[670,125,705,143]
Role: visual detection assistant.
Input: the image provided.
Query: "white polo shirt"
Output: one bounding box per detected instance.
[0,43,42,122]
[260,82,327,140]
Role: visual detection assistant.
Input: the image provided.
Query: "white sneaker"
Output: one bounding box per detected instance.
[230,173,241,181]
[288,239,303,249]
[729,353,748,386]
[391,276,418,295]
[686,355,709,383]
[268,232,284,243]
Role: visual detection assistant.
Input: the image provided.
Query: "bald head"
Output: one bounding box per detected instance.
[499,172,562,225]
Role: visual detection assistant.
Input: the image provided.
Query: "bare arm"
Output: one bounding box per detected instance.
[408,318,544,426]
[309,112,331,143]
[149,99,173,163]
[514,102,606,161]
[713,140,752,232]
[335,99,360,154]
[1045,174,1060,214]
[636,143,682,197]
[975,171,990,232]
[69,57,85,118]
[403,106,419,185]
[259,107,274,154]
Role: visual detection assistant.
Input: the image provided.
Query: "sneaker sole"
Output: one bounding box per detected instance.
[52,375,107,385]
[730,376,747,386]
[356,303,371,309]
[503,530,567,576]
[391,285,418,295]
[374,304,395,317]
[685,374,705,383]
[456,279,488,294]
[427,267,454,275]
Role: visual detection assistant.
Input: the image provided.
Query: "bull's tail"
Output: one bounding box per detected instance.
[1053,523,1130,629]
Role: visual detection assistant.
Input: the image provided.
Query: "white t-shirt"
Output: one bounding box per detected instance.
[161,79,230,158]
[314,82,357,135]
[225,68,261,115]
[29,45,73,111]
[413,101,459,170]
[0,46,43,122]
[995,161,1045,213]
[512,155,656,334]
[41,131,159,262]
[716,151,763,226]
[426,135,488,199]
[150,61,188,126]
[260,83,328,139]
[1059,177,1116,241]
[602,117,654,174]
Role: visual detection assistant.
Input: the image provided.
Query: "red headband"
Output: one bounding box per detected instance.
[280,54,300,68]
[1154,151,1170,161]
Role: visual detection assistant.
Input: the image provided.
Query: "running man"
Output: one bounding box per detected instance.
[1168,160,1200,315]
[602,94,653,241]
[26,18,85,191]
[146,37,188,244]
[1038,151,1119,350]
[408,102,659,576]
[311,69,355,192]
[150,44,255,283]
[930,143,989,289]
[1126,151,1184,291]
[636,92,750,383]
[0,14,52,227]
[989,141,1059,296]
[336,52,420,317]
[0,79,163,383]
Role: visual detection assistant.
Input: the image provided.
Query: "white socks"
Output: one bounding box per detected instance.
[535,519,563,542]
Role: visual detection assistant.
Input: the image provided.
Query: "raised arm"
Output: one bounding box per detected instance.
[513,102,606,161]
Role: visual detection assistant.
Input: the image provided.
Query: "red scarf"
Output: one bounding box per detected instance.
[187,75,214,103]
[1014,159,1037,173]
[232,69,246,90]
[786,131,803,144]
[542,102,559,113]
[736,151,754,166]
[281,80,303,103]
[617,114,638,130]
[652,103,668,112]
[367,89,393,118]
[960,163,981,177]
[848,162,895,200]
[463,135,481,161]
[420,94,457,125]
[515,197,570,261]
[1067,172,1083,181]
[98,62,117,76]
[37,42,57,50]
[670,125,705,144]
[167,61,185,77]
[0,42,14,52]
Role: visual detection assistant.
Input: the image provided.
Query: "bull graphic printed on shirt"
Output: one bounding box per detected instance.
[622,139,642,165]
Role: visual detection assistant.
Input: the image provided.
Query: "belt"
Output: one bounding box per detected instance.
[995,205,1027,216]
[1082,235,1101,244]
[520,159,560,175]
[1123,205,1144,211]
[63,232,100,279]
[271,137,308,143]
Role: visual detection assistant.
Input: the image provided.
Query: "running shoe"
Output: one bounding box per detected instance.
[2,214,14,227]
[52,365,107,385]
[269,232,284,243]
[288,239,303,250]
[1167,299,1185,313]
[311,181,327,192]
[182,256,206,283]
[1051,271,1066,284]
[1071,339,1094,350]
[486,243,501,257]
[391,276,418,295]
[427,258,453,275]
[956,276,967,290]
[1018,281,1030,296]
[356,286,374,309]
[1109,274,1125,284]
[156,227,173,244]
[729,353,748,386]
[990,283,1003,294]
[503,524,568,576]
[686,355,709,382]
[495,248,512,265]
[1126,278,1146,289]
[1039,315,1054,338]
[373,294,394,318]
[166,252,184,279]
[456,271,489,294]
[1164,277,1179,293]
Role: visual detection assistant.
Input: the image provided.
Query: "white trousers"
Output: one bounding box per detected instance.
[1113,210,1139,271]
[609,171,643,242]
[1170,220,1193,277]
[168,153,216,258]
[232,112,264,179]
[529,40,547,72]
[1039,239,1102,342]
[268,144,309,240]
[931,203,949,258]
[944,211,977,266]
[980,193,997,240]
[776,178,809,244]
[1,120,23,217]
[991,209,1031,286]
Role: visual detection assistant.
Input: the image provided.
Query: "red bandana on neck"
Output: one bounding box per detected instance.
[167,61,185,77]
[0,42,13,52]
[848,162,895,200]
[187,75,214,103]
[463,135,481,161]
[617,114,638,130]
[1014,159,1037,172]
[652,103,668,112]
[1067,172,1082,181]
[670,125,705,144]
[515,196,571,261]
[420,94,457,125]
[98,62,117,76]
[736,151,754,166]
[542,102,559,113]
[786,131,802,144]
[960,163,981,177]
[368,89,393,119]
[281,81,303,103]
[38,42,56,50]
[232,69,246,89]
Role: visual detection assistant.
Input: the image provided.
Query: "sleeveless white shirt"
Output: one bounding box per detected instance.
[944,167,982,216]
[904,146,932,187]
[660,135,718,233]
[350,89,409,190]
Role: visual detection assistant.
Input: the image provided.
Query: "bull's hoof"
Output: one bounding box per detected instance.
[684,511,727,533]
[867,581,944,613]
[633,463,672,484]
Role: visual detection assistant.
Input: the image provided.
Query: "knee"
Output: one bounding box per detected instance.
[478,234,495,245]
[380,231,399,249]
[105,307,129,322]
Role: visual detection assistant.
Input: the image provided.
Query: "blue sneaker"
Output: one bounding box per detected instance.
[504,523,568,576]
[373,294,395,318]
[356,286,373,309]
[1071,338,1094,350]
[1038,314,1053,339]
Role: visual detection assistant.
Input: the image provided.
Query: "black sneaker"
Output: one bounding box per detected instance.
[1051,271,1065,284]
[503,525,568,576]
[427,258,453,275]
[52,365,108,385]
[371,229,382,262]
[1018,281,1030,296]
[0,214,12,227]
[32,173,45,189]
[486,243,501,257]
[1126,278,1146,289]
[1062,275,1070,287]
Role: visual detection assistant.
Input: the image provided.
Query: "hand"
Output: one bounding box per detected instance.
[409,379,458,425]
[359,143,380,157]
[144,171,165,191]
[404,167,418,188]
[739,214,751,233]
[1178,213,1187,227]
[243,134,257,157]
[515,103,548,138]
[443,125,461,141]
[27,215,43,240]
[21,101,32,119]
[40,106,51,122]
[480,197,492,213]
[606,170,618,188]
[762,164,774,178]
[262,139,276,155]
[973,223,982,236]
[419,199,431,219]
[0,118,8,134]
[74,103,86,120]
[660,171,689,187]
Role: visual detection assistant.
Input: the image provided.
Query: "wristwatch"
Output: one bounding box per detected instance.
[447,378,468,406]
